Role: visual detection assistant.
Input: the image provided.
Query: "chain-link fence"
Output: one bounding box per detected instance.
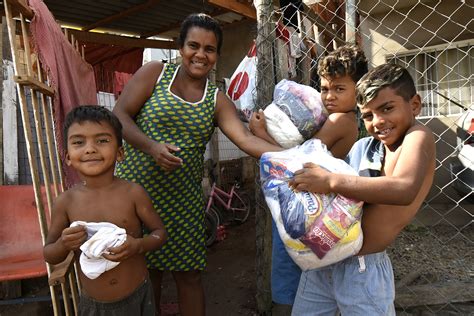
[252,0,473,314]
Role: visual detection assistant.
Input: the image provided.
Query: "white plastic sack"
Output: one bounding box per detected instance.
[264,79,327,148]
[227,43,257,122]
[260,139,363,270]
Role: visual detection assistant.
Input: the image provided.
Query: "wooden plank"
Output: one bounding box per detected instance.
[4,0,33,19]
[82,0,160,31]
[395,268,423,289]
[395,281,474,308]
[48,252,75,286]
[208,0,257,20]
[141,8,228,38]
[302,2,345,47]
[68,29,176,49]
[14,75,55,96]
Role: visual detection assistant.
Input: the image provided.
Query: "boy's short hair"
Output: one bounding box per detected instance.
[356,63,417,109]
[63,105,123,148]
[317,44,368,83]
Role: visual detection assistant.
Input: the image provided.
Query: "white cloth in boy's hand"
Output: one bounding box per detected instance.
[70,221,127,279]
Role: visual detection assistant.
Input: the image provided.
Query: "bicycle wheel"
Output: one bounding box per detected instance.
[208,206,222,227]
[230,190,250,223]
[205,211,217,247]
[213,202,234,225]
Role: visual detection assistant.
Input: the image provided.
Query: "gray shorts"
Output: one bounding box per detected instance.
[78,277,155,316]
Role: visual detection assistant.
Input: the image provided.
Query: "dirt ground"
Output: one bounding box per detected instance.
[162,214,259,316]
[1,209,472,315]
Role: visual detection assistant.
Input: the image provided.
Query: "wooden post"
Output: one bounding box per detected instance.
[254,0,275,314]
[20,15,55,214]
[297,10,311,85]
[345,0,357,43]
[3,2,62,313]
[35,54,62,197]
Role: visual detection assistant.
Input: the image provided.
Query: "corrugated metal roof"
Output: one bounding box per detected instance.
[42,0,252,39]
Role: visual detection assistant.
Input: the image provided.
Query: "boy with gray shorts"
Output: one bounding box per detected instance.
[289,64,436,315]
[44,106,167,315]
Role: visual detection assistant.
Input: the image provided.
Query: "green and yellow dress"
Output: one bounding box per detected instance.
[116,63,216,271]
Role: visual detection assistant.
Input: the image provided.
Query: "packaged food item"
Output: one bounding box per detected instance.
[264,79,328,148]
[260,139,363,270]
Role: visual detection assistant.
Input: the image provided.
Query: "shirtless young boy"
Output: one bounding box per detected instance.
[251,45,367,158]
[250,45,368,312]
[43,105,167,316]
[289,63,436,315]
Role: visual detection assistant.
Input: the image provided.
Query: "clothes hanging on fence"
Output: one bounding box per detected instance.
[276,24,305,78]
[30,0,97,187]
[276,23,302,78]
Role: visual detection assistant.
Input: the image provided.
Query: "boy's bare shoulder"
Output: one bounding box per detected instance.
[327,111,357,125]
[405,122,435,144]
[410,121,433,133]
[114,177,148,196]
[55,185,80,204]
[325,112,358,135]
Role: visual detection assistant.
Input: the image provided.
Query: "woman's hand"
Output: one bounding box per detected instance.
[149,142,183,171]
[249,109,267,136]
[289,162,332,193]
[248,109,279,145]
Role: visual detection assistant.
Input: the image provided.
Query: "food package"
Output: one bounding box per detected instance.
[260,139,363,270]
[264,79,328,148]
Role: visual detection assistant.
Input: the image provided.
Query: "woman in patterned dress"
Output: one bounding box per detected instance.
[113,13,281,316]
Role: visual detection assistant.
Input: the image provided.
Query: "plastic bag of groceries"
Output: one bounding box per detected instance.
[264,79,328,148]
[260,139,363,270]
[227,43,257,122]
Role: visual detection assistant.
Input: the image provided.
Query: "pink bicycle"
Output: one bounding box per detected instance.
[204,183,250,246]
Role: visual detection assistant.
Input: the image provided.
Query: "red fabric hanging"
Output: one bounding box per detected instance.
[113,71,134,98]
[29,0,97,187]
[83,44,143,94]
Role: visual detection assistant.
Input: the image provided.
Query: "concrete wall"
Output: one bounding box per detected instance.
[416,116,473,226]
[217,20,256,83]
[359,0,472,65]
[206,20,256,163]
[356,0,473,225]
[421,117,458,200]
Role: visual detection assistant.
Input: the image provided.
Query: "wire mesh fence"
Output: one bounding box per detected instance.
[250,0,473,314]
